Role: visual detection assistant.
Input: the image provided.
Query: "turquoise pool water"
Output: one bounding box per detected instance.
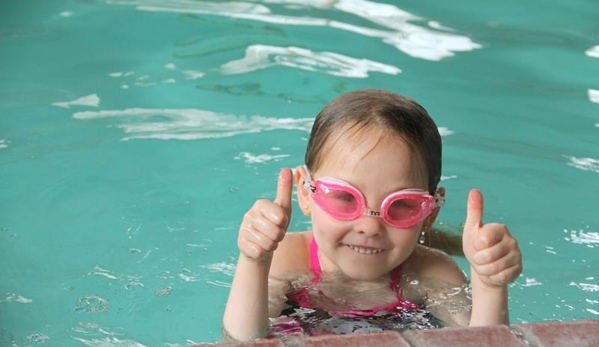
[1,0,598,345]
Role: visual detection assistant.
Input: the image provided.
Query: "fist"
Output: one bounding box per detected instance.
[463,189,522,287]
[238,168,293,262]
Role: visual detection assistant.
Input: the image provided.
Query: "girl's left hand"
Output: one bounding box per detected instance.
[462,189,523,287]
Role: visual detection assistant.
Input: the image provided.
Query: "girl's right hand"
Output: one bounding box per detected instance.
[238,168,293,263]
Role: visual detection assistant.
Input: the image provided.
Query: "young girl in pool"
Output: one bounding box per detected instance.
[222,89,522,341]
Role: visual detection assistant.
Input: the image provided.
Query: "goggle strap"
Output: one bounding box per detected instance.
[433,189,445,207]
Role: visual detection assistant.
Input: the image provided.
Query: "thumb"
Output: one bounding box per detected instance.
[464,189,484,233]
[274,168,293,216]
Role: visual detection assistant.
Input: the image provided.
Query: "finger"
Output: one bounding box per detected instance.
[274,168,293,217]
[472,240,511,265]
[238,236,261,259]
[488,264,522,285]
[249,215,286,243]
[471,251,521,276]
[464,189,484,232]
[241,221,280,253]
[474,223,506,251]
[239,235,273,261]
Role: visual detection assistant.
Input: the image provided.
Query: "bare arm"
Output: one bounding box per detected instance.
[222,169,294,341]
[463,190,522,326]
[409,247,471,327]
[223,254,272,341]
[469,271,509,325]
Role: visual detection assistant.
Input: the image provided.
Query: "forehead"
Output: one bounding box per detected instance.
[312,125,428,190]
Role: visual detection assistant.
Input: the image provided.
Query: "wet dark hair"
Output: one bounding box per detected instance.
[305,89,442,193]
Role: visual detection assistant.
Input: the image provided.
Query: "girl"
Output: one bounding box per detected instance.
[223,89,522,341]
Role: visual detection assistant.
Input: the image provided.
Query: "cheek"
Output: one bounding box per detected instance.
[389,225,422,245]
[311,208,348,237]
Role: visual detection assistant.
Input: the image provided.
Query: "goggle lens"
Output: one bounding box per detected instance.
[386,197,423,222]
[314,181,362,219]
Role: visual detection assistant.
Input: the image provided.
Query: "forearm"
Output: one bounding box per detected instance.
[469,267,509,326]
[222,254,272,341]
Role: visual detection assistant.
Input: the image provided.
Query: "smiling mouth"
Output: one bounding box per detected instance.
[346,245,383,255]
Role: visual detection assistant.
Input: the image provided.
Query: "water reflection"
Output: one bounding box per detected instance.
[586,45,599,58]
[105,0,481,61]
[72,108,315,141]
[220,45,401,77]
[265,270,471,337]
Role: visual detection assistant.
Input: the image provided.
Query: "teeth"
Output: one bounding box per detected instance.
[347,245,383,254]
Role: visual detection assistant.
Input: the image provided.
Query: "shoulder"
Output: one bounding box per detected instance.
[406,245,467,286]
[269,231,312,277]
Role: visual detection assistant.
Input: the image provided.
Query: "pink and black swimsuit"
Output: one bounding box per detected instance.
[266,237,440,338]
[285,237,421,317]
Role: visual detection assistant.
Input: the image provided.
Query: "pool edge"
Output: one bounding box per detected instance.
[191,319,599,347]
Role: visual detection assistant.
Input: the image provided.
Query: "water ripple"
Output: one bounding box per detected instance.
[234,151,291,164]
[75,296,109,314]
[569,282,599,293]
[220,45,401,78]
[564,229,599,247]
[105,0,481,61]
[72,337,147,347]
[1,292,33,303]
[586,45,599,58]
[564,155,599,174]
[200,262,236,276]
[73,108,314,141]
[52,94,100,109]
[589,89,599,103]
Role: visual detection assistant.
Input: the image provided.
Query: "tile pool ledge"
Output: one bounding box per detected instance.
[192,319,599,347]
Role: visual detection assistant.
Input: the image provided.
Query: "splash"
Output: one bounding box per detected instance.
[73,108,314,141]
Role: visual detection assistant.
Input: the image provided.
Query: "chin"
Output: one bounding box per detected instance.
[341,265,388,282]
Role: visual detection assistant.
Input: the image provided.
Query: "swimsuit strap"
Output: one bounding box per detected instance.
[310,236,322,283]
[389,265,403,298]
[311,236,403,296]
[302,236,419,314]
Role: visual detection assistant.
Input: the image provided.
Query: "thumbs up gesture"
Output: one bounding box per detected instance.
[238,168,293,263]
[463,189,522,287]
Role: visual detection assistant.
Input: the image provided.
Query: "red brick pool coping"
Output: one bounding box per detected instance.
[192,319,598,347]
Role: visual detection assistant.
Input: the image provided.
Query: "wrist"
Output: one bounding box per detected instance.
[238,252,273,269]
[470,267,508,293]
[240,251,274,265]
[469,267,510,326]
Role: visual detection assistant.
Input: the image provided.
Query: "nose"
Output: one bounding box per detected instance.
[355,211,386,237]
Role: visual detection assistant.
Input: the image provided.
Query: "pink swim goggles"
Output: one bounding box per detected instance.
[304,177,444,228]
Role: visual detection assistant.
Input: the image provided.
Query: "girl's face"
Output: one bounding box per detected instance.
[304,130,435,281]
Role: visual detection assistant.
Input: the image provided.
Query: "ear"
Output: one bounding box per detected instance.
[294,165,312,217]
[422,187,445,231]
